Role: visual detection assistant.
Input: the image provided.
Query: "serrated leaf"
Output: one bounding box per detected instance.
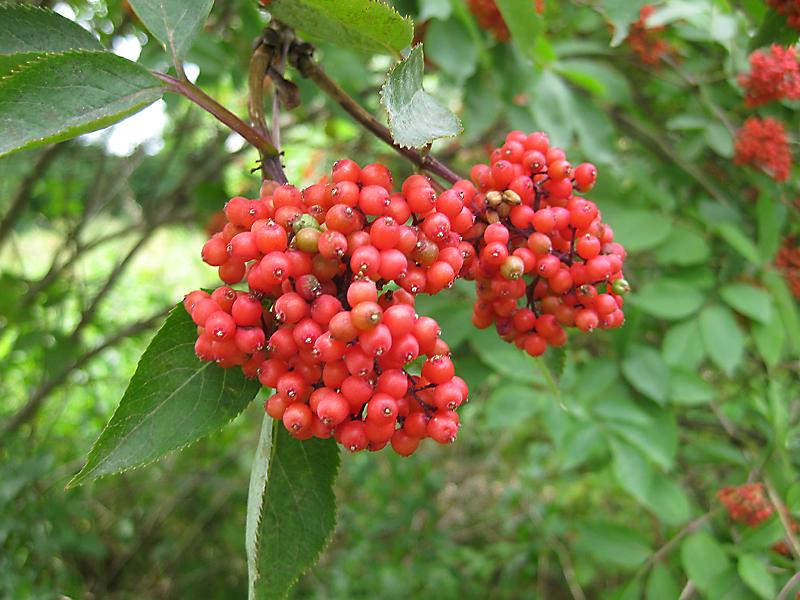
[268,0,413,56]
[719,283,773,324]
[246,413,273,600]
[699,304,745,376]
[252,424,339,600]
[380,45,462,148]
[0,51,164,158]
[128,0,214,63]
[0,5,103,76]
[69,306,259,487]
[495,0,543,63]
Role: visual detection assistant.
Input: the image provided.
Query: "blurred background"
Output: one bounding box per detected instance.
[1,0,799,598]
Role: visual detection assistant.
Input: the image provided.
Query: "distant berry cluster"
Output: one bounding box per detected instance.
[718,483,797,555]
[738,45,800,107]
[625,5,676,65]
[182,131,628,455]
[767,0,800,31]
[776,236,800,299]
[466,0,544,42]
[734,117,792,182]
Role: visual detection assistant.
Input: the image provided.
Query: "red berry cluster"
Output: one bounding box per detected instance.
[625,5,676,65]
[738,45,800,107]
[776,236,800,299]
[767,0,800,31]
[461,131,628,356]
[466,0,544,42]
[734,117,792,182]
[717,483,797,555]
[183,163,473,455]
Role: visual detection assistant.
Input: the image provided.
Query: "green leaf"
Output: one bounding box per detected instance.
[753,310,785,368]
[750,8,800,52]
[704,122,733,158]
[69,306,259,486]
[0,5,103,76]
[607,209,672,253]
[425,18,478,81]
[627,279,705,321]
[604,0,651,46]
[653,224,711,266]
[576,520,652,568]
[757,192,783,262]
[714,223,762,266]
[268,0,413,55]
[668,368,713,405]
[662,318,707,370]
[252,424,339,600]
[529,71,576,148]
[128,0,213,63]
[246,413,273,600]
[764,270,800,358]
[485,384,541,430]
[469,327,543,384]
[719,283,773,324]
[737,554,775,600]
[622,345,669,405]
[681,531,730,593]
[495,0,543,63]
[605,404,677,470]
[699,305,745,376]
[0,51,164,158]
[646,564,681,600]
[380,45,461,148]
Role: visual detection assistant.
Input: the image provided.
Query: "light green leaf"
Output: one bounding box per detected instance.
[681,531,730,593]
[555,59,632,105]
[380,45,462,148]
[0,5,102,76]
[608,209,672,253]
[753,310,785,368]
[485,384,541,430]
[252,424,339,600]
[704,122,733,158]
[653,224,711,266]
[604,0,651,46]
[719,283,773,324]
[628,279,705,320]
[737,554,775,600]
[764,270,800,358]
[69,306,259,487]
[662,318,707,370]
[606,405,677,470]
[268,0,413,55]
[668,369,714,405]
[622,345,670,405]
[495,0,543,63]
[418,0,451,21]
[129,0,213,62]
[647,564,681,600]
[714,222,762,266]
[425,18,478,81]
[699,304,745,376]
[529,71,576,149]
[246,413,273,600]
[577,521,652,568]
[0,51,163,158]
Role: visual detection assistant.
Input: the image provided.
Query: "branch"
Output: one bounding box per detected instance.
[552,538,586,600]
[153,71,280,161]
[778,571,800,600]
[0,144,63,254]
[248,34,287,184]
[765,477,800,562]
[0,306,171,442]
[288,43,463,185]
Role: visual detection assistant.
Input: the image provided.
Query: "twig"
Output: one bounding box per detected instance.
[765,477,800,561]
[552,538,587,600]
[248,37,286,183]
[288,43,463,185]
[678,580,696,600]
[0,306,171,442]
[636,509,720,578]
[778,571,800,600]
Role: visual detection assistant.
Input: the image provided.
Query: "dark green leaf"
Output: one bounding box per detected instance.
[268,0,413,55]
[69,306,259,486]
[764,270,800,358]
[128,0,214,62]
[646,564,681,600]
[714,223,762,266]
[495,0,543,63]
[608,209,672,252]
[485,384,541,430]
[469,327,543,384]
[757,192,783,262]
[603,0,651,46]
[0,51,163,158]
[681,531,730,593]
[425,18,478,81]
[0,5,102,76]
[246,413,273,600]
[753,310,785,368]
[530,71,575,148]
[719,283,773,324]
[653,224,711,266]
[699,304,745,376]
[737,554,775,600]
[576,521,652,567]
[622,345,669,405]
[750,8,799,51]
[627,279,705,321]
[380,45,462,148]
[252,424,339,599]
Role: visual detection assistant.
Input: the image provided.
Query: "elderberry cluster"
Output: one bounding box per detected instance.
[466,0,544,42]
[184,163,472,455]
[625,5,676,65]
[738,44,800,107]
[460,131,629,356]
[734,117,792,182]
[717,483,797,555]
[767,0,800,31]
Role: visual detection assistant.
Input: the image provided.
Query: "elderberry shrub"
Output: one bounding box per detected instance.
[182,131,630,456]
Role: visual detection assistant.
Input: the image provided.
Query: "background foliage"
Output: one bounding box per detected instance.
[0,0,799,598]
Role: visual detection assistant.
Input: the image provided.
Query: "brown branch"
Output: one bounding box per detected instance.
[551,538,586,600]
[0,144,64,254]
[288,43,463,185]
[778,571,800,600]
[0,306,171,442]
[248,34,287,184]
[765,477,800,562]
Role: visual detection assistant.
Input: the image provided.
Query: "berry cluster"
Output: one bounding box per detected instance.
[466,0,544,41]
[734,117,792,182]
[738,45,800,107]
[767,0,800,31]
[717,483,797,555]
[776,236,800,299]
[625,5,675,65]
[184,163,473,455]
[461,131,629,356]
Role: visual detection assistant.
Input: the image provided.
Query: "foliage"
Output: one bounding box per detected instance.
[0,0,798,599]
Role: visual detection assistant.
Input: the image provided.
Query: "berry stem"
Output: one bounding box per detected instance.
[287,42,463,185]
[153,71,284,182]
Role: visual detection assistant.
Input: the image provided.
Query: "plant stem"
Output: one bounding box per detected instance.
[289,45,463,185]
[248,38,288,184]
[153,71,282,174]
